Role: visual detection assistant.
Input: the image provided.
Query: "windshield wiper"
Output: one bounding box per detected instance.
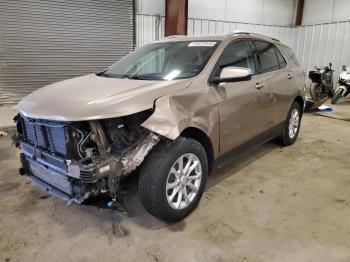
[127,74,141,79]
[97,71,110,78]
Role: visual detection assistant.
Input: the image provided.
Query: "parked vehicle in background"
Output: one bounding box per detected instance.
[309,63,335,101]
[14,32,305,222]
[332,65,350,104]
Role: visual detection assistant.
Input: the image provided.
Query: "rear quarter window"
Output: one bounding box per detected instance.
[276,48,287,69]
[278,45,300,66]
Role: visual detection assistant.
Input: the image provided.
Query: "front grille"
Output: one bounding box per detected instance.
[22,116,67,156]
[28,159,73,196]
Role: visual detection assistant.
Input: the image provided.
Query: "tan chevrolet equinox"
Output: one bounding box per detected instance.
[14,32,305,222]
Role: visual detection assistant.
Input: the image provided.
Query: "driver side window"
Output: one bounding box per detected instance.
[216,40,256,75]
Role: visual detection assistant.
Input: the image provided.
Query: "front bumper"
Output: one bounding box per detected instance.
[18,132,160,203]
[19,141,115,203]
[27,175,71,202]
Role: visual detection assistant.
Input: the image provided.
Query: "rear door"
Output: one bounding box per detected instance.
[252,40,292,130]
[213,40,267,154]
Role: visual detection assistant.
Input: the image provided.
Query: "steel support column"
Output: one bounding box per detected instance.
[295,0,304,26]
[165,0,188,36]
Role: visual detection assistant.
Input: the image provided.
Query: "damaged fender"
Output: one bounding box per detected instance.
[141,88,220,157]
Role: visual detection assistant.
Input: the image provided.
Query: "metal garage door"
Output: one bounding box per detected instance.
[0,0,135,105]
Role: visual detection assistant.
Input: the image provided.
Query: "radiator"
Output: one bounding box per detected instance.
[28,159,73,196]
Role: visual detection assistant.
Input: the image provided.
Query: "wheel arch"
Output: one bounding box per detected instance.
[293,95,305,115]
[180,127,214,175]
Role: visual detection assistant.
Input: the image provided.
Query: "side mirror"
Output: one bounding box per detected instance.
[211,66,253,84]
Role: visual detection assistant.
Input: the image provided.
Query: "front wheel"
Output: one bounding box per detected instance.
[310,83,327,101]
[331,88,343,104]
[278,101,302,146]
[138,137,208,223]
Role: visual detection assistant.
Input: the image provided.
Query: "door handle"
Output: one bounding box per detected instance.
[255,83,265,89]
[287,74,293,80]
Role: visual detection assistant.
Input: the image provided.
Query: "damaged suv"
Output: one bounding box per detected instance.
[14,33,305,222]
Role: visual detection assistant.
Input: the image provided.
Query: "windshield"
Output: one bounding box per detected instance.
[100,41,220,80]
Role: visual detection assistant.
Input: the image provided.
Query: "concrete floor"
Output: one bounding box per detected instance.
[0,106,17,128]
[1,112,350,262]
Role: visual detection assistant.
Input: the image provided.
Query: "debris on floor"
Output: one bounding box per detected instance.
[307,105,333,113]
[304,97,329,112]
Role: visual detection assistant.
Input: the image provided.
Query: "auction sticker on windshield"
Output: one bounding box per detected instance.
[188,42,217,47]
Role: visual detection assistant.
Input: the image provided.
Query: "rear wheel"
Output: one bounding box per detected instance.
[331,88,343,104]
[138,137,208,223]
[279,102,302,146]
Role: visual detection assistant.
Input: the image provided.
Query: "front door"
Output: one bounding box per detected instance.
[213,40,267,154]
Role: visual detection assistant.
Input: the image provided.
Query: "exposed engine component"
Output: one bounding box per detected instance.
[89,121,108,157]
[121,133,160,174]
[72,128,93,159]
[16,109,160,204]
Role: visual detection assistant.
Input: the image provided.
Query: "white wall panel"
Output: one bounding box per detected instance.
[289,22,350,77]
[136,14,165,48]
[189,0,226,21]
[302,0,332,25]
[303,0,350,25]
[262,0,295,26]
[189,0,295,25]
[333,0,350,22]
[224,0,264,24]
[136,0,164,15]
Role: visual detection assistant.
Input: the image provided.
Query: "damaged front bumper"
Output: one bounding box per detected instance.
[18,133,160,204]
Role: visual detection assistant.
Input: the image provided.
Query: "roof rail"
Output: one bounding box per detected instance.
[162,35,185,39]
[231,31,281,42]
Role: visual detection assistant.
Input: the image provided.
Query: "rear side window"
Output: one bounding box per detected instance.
[278,45,300,66]
[253,40,280,73]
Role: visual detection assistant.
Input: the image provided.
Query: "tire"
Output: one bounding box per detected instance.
[138,137,208,223]
[279,101,302,146]
[331,88,343,104]
[310,83,327,101]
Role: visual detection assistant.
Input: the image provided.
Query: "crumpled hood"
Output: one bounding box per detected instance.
[18,74,191,121]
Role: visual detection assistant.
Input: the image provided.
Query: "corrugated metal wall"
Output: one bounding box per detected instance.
[137,14,350,78]
[0,0,135,105]
[292,22,350,78]
[136,14,165,48]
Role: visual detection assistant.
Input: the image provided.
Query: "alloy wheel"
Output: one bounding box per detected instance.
[165,153,202,210]
[288,108,300,139]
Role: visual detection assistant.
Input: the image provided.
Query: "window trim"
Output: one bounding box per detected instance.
[208,39,258,84]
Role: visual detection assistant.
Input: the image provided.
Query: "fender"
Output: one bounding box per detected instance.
[141,89,221,157]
